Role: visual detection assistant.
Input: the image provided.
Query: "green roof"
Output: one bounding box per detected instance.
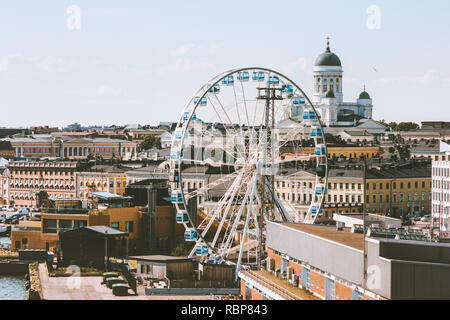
[359,91,371,99]
[315,48,342,67]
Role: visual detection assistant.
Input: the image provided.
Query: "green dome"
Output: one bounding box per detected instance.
[315,48,342,67]
[359,91,371,100]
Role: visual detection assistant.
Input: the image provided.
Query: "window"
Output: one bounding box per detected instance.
[400,182,404,189]
[393,182,397,189]
[59,219,73,231]
[393,193,397,203]
[111,222,120,230]
[380,183,383,190]
[74,220,87,229]
[373,195,377,203]
[43,219,57,234]
[126,221,134,233]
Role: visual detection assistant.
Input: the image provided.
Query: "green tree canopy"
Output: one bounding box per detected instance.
[138,135,161,151]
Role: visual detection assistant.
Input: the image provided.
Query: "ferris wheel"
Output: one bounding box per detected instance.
[169,67,328,272]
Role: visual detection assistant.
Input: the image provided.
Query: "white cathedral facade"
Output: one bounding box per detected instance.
[311,40,374,128]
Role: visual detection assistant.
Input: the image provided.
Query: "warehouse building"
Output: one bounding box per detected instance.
[239,221,450,300]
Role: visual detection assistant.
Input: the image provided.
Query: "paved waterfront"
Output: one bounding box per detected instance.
[38,264,218,300]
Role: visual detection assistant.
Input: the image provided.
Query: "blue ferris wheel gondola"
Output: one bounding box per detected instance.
[222,76,234,85]
[293,97,306,105]
[310,128,323,137]
[237,71,250,81]
[195,245,209,255]
[252,72,265,81]
[303,111,317,120]
[282,85,294,94]
[207,84,220,93]
[194,96,207,106]
[269,76,280,85]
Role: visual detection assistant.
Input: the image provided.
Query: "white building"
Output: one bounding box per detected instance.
[311,39,374,128]
[431,142,450,238]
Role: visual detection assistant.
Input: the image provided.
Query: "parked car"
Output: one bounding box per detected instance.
[420,215,432,222]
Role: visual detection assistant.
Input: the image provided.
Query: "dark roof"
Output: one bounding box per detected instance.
[366,166,431,179]
[129,255,192,263]
[61,225,128,238]
[359,91,371,100]
[0,141,13,151]
[315,46,342,67]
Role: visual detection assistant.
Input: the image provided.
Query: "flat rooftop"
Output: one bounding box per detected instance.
[129,255,192,263]
[279,223,364,251]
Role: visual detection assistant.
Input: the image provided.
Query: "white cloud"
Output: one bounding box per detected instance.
[0,57,9,72]
[279,57,309,76]
[158,58,213,74]
[378,70,437,85]
[171,43,196,57]
[208,42,225,56]
[36,56,75,72]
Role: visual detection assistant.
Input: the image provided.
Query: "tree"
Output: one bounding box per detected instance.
[138,135,161,151]
[393,122,419,132]
[171,240,195,256]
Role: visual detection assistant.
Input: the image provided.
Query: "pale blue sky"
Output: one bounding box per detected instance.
[0,1,449,127]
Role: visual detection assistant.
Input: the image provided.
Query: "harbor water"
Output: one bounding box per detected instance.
[0,237,27,300]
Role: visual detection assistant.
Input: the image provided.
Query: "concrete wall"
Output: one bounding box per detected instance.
[390,260,450,299]
[266,222,364,286]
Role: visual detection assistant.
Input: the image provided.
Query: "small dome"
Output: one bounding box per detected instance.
[359,87,371,100]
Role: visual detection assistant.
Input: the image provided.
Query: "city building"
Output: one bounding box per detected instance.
[3,135,137,160]
[239,221,450,300]
[8,161,78,208]
[10,193,141,251]
[365,165,431,217]
[338,130,375,143]
[76,165,128,201]
[431,145,450,238]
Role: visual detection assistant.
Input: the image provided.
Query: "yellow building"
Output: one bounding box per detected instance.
[10,199,141,251]
[275,168,364,222]
[365,166,431,217]
[281,146,381,162]
[6,135,137,160]
[76,166,127,201]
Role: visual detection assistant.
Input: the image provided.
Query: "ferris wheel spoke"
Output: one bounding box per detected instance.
[204,95,248,163]
[235,172,258,279]
[184,169,244,201]
[196,170,246,239]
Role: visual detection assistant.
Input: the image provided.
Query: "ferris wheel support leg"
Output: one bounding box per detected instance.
[235,172,258,282]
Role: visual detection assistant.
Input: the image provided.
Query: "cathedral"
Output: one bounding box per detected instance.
[311,38,374,128]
